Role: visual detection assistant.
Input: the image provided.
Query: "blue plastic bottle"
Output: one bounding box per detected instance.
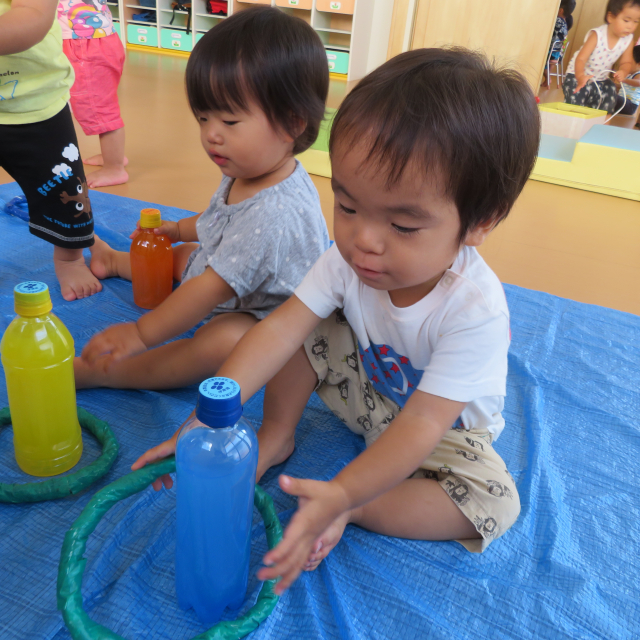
[175,377,259,625]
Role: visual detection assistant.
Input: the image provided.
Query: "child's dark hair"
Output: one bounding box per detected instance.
[329,48,540,242]
[186,6,328,154]
[606,0,640,21]
[560,0,576,16]
[634,45,640,64]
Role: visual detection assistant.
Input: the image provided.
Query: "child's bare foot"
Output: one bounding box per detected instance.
[84,154,129,167]
[256,424,296,481]
[54,249,102,301]
[86,166,129,188]
[89,235,121,280]
[303,508,357,571]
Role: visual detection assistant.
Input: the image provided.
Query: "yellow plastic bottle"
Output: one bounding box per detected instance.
[0,282,82,476]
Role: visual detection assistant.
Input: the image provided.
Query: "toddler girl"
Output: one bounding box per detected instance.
[57,0,127,187]
[77,6,330,390]
[134,47,541,594]
[563,0,640,114]
[0,0,101,301]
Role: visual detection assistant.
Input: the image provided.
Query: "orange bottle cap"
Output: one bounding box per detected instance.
[140,208,162,229]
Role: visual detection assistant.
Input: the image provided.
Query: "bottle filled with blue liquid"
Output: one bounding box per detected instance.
[175,377,259,625]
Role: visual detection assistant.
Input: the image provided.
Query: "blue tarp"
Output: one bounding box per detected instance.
[0,182,638,639]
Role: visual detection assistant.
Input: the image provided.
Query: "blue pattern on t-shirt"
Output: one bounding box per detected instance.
[358,342,422,408]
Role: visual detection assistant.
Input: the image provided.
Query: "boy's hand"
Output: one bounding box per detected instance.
[574,74,594,92]
[81,322,148,366]
[257,475,350,595]
[129,219,181,243]
[131,430,180,490]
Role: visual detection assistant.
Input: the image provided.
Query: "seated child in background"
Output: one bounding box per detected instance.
[77,6,330,390]
[0,0,101,301]
[57,0,128,188]
[549,0,575,60]
[134,47,541,594]
[614,44,640,118]
[563,0,640,114]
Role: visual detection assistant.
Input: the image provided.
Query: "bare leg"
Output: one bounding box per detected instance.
[89,235,132,280]
[256,346,317,481]
[305,479,480,570]
[53,245,102,301]
[86,128,128,188]
[89,236,197,283]
[84,155,129,167]
[74,311,257,389]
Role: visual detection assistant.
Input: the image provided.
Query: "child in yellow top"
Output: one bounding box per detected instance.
[0,0,101,300]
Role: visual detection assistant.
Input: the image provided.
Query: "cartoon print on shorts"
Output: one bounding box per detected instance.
[465,437,485,452]
[362,381,376,412]
[335,308,349,326]
[356,415,373,432]
[337,379,349,405]
[331,410,346,424]
[310,335,329,361]
[473,515,498,538]
[60,178,92,218]
[439,463,455,475]
[413,468,439,480]
[454,448,486,464]
[379,414,394,427]
[486,480,513,499]
[342,351,359,373]
[444,477,470,506]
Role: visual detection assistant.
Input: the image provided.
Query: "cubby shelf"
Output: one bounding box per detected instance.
[115,0,394,81]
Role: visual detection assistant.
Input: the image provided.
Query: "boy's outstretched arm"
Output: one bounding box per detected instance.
[0,0,57,55]
[82,266,235,366]
[257,389,465,594]
[131,295,323,482]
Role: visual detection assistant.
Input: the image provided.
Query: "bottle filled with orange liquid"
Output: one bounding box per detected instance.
[1,282,82,477]
[130,208,174,309]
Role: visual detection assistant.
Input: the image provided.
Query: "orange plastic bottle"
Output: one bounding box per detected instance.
[130,208,174,309]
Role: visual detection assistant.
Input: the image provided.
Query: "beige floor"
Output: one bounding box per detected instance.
[2,50,639,315]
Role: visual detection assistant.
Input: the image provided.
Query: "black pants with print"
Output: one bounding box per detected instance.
[562,73,617,115]
[0,105,94,249]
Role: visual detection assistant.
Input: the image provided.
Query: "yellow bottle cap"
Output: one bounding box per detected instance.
[14,281,53,317]
[140,208,162,229]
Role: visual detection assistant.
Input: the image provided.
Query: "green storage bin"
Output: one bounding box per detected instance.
[326,49,349,75]
[160,29,193,52]
[113,21,120,37]
[127,24,158,47]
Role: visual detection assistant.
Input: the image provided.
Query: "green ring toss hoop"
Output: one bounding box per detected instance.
[0,407,119,503]
[57,456,283,640]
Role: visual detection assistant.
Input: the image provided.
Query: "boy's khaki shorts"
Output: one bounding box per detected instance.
[303,311,520,553]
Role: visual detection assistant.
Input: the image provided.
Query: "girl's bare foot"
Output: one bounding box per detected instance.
[84,154,129,167]
[53,248,102,301]
[89,235,121,280]
[86,166,129,189]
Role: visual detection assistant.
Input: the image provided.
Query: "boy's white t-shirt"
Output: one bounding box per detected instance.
[295,244,511,439]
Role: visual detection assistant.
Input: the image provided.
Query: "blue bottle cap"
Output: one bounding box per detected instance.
[196,377,243,427]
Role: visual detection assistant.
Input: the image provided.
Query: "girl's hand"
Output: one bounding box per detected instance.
[129,219,181,243]
[613,71,626,84]
[131,431,180,490]
[257,475,350,595]
[574,74,594,92]
[81,322,148,366]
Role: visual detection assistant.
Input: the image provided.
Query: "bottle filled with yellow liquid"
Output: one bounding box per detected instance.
[1,282,82,476]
